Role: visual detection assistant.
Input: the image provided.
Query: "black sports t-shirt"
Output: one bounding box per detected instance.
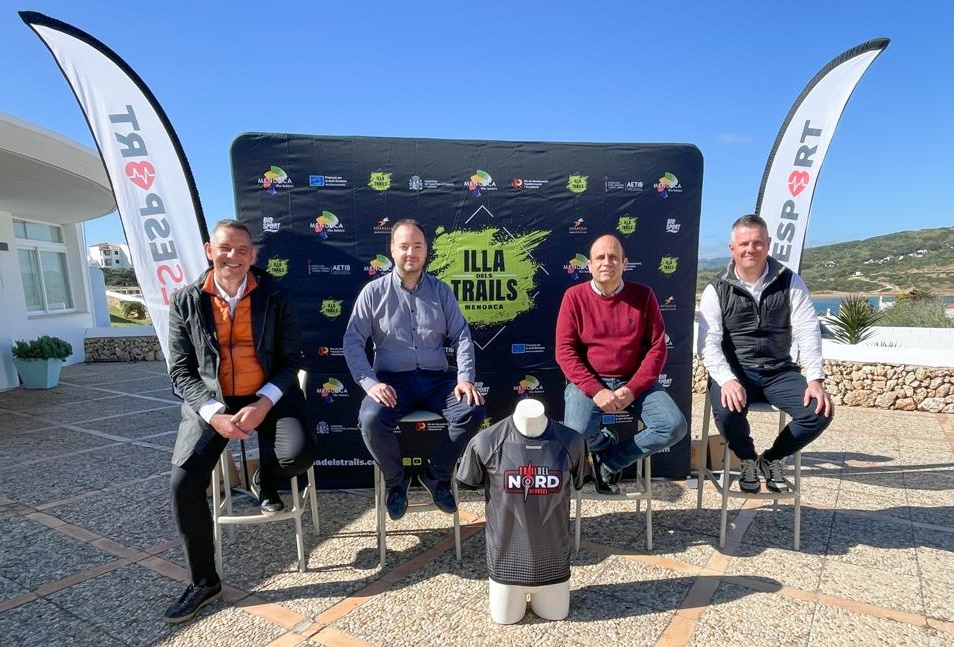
[457,417,586,586]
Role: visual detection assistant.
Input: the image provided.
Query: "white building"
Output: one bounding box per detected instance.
[88,242,131,268]
[0,111,116,390]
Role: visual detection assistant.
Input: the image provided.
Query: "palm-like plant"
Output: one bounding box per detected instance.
[826,294,883,344]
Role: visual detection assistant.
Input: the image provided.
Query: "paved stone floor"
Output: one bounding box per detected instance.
[1,361,952,646]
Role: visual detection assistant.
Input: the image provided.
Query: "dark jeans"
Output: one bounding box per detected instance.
[170,394,318,585]
[708,368,832,462]
[563,380,687,472]
[357,369,486,488]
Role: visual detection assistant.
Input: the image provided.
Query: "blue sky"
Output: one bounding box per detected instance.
[2,1,950,258]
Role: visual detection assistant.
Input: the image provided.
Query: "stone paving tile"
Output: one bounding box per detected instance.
[0,410,50,431]
[902,468,954,493]
[79,407,181,438]
[46,563,196,647]
[687,581,814,647]
[725,545,826,592]
[909,504,954,528]
[640,526,717,568]
[914,528,954,585]
[0,527,116,590]
[547,592,675,647]
[818,559,925,615]
[35,396,170,424]
[826,512,919,576]
[0,427,118,467]
[58,363,165,387]
[140,431,178,448]
[808,602,950,647]
[1,515,57,543]
[0,598,126,647]
[154,605,287,647]
[0,384,107,411]
[922,576,954,623]
[740,505,834,554]
[587,556,696,612]
[96,374,175,395]
[0,459,101,506]
[45,488,176,552]
[0,572,29,603]
[835,487,910,520]
[79,443,174,483]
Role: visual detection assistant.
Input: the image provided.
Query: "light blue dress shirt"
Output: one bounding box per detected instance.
[343,271,477,392]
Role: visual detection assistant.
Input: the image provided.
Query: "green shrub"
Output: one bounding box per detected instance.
[879,298,954,328]
[826,294,884,344]
[122,301,147,320]
[11,335,73,360]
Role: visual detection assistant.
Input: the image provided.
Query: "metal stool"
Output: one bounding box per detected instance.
[211,449,320,573]
[574,455,652,553]
[696,388,801,549]
[373,410,462,568]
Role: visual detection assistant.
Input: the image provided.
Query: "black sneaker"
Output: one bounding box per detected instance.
[162,581,222,624]
[419,472,457,514]
[386,476,411,520]
[738,459,761,493]
[758,455,790,493]
[251,468,285,515]
[591,452,621,495]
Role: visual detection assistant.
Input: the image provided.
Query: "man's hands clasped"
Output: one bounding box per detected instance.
[210,397,274,440]
[593,386,635,412]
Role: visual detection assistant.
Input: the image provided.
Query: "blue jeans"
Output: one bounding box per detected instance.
[358,369,486,488]
[708,368,832,461]
[563,379,687,472]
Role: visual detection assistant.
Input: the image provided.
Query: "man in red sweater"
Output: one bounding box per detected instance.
[556,234,687,493]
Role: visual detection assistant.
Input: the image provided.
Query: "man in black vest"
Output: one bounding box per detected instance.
[698,214,833,493]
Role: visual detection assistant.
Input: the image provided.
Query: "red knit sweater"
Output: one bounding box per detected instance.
[555,281,668,399]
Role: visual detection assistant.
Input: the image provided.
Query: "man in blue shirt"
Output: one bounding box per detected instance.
[344,219,486,519]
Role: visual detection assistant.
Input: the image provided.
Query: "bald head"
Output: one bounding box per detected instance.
[589,234,627,294]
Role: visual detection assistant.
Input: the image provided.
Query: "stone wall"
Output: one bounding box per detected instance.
[85,335,165,362]
[691,356,954,414]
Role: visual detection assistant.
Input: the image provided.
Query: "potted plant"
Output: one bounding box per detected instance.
[11,335,73,389]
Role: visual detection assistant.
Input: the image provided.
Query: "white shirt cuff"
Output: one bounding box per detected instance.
[256,382,283,406]
[199,399,226,424]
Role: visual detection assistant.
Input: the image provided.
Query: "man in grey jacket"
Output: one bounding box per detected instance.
[164,220,316,624]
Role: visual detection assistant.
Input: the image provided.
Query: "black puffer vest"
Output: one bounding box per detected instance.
[711,257,797,376]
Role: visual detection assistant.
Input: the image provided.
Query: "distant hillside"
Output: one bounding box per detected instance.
[695,227,954,295]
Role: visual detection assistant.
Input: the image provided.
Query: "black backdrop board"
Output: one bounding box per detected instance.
[231,134,702,487]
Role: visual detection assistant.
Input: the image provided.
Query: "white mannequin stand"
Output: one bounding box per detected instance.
[489,398,571,624]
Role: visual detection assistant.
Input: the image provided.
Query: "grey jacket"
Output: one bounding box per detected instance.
[168,266,305,466]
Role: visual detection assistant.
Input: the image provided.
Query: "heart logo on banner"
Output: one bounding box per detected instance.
[787,170,810,197]
[125,161,156,191]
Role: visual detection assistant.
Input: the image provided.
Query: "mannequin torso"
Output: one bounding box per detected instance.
[490,398,569,623]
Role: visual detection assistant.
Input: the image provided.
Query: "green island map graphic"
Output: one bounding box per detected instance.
[429,227,549,326]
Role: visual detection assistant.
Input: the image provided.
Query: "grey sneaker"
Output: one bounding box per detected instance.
[758,456,790,493]
[738,459,761,493]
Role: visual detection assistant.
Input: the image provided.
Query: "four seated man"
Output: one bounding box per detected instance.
[164,221,831,624]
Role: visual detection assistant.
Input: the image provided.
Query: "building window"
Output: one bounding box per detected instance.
[14,219,74,313]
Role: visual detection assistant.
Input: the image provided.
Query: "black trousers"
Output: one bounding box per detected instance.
[708,368,832,462]
[170,395,318,585]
